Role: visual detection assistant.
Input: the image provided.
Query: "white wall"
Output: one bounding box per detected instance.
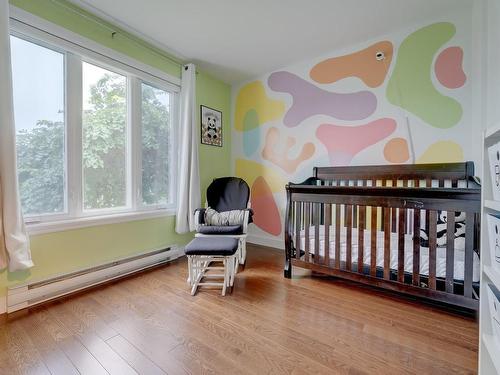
[485,0,500,128]
[231,6,481,248]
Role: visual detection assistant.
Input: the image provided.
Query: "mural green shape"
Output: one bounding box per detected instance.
[234,81,285,131]
[387,23,462,128]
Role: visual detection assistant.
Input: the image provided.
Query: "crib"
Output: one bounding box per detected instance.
[284,162,481,310]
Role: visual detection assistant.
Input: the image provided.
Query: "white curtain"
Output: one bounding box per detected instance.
[175,63,200,233]
[0,0,33,271]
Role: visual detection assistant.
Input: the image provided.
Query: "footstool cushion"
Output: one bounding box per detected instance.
[185,237,239,256]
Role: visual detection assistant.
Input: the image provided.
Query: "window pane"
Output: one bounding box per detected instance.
[141,83,170,206]
[82,62,127,210]
[11,36,65,216]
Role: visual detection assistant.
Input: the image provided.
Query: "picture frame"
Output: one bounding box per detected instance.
[200,105,223,147]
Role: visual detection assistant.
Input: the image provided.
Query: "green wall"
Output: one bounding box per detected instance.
[1,0,231,299]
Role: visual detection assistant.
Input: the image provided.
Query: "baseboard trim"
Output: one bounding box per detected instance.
[247,234,284,250]
[5,246,184,314]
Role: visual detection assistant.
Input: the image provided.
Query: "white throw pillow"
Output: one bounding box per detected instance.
[205,207,245,226]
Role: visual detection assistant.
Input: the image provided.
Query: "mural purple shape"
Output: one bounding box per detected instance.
[267,71,377,127]
[316,119,397,165]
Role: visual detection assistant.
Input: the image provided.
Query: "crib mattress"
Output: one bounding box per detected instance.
[297,226,480,282]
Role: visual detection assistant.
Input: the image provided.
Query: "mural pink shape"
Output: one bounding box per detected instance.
[262,127,315,174]
[251,176,281,236]
[267,71,377,127]
[316,119,397,165]
[434,47,466,89]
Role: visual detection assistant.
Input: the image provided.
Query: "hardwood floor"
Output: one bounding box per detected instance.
[0,244,478,374]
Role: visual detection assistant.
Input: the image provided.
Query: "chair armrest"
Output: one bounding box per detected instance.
[194,208,206,232]
[242,208,253,234]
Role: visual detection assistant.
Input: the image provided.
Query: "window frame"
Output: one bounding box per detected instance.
[10,32,69,223]
[9,13,180,235]
[137,80,177,211]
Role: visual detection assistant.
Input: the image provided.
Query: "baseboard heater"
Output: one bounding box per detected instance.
[7,246,183,313]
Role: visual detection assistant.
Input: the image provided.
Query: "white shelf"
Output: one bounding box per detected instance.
[485,123,500,140]
[481,129,500,374]
[485,200,500,213]
[483,334,500,374]
[484,266,500,288]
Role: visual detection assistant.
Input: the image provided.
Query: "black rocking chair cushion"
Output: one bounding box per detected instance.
[197,224,243,235]
[185,237,239,256]
[207,177,250,212]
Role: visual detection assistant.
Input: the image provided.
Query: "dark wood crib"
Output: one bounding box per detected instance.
[284,162,481,310]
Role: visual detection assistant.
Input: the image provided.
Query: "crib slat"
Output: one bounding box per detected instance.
[391,180,397,233]
[335,204,341,269]
[314,203,320,264]
[398,208,406,283]
[346,205,353,271]
[295,202,301,260]
[324,204,331,266]
[304,203,310,263]
[370,206,377,277]
[428,210,437,290]
[464,212,474,298]
[445,211,455,293]
[358,206,366,273]
[400,180,410,234]
[413,209,421,286]
[383,207,391,280]
[380,181,386,227]
[353,183,358,229]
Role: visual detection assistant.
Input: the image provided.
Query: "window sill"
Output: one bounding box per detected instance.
[26,209,176,236]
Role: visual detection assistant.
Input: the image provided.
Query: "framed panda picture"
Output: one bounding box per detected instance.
[200,105,222,147]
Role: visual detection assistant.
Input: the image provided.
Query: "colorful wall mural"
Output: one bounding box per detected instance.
[232,18,474,245]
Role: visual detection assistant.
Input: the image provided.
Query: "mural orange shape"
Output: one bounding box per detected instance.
[251,176,281,236]
[383,138,410,163]
[310,41,393,88]
[262,127,315,174]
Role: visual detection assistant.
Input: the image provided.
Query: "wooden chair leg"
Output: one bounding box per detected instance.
[222,258,227,296]
[187,256,192,285]
[229,255,235,287]
[240,238,247,265]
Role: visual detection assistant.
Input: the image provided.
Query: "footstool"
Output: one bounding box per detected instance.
[185,237,239,296]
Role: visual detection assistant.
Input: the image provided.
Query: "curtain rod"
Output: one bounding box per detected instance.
[50,0,183,68]
[11,17,182,86]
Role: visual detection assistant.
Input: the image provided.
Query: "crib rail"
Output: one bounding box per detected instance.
[314,162,475,188]
[284,183,481,310]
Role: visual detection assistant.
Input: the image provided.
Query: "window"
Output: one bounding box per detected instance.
[141,83,171,206]
[9,30,178,230]
[11,36,66,217]
[82,62,127,210]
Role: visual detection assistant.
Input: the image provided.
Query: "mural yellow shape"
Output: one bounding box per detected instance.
[234,81,285,132]
[416,141,463,164]
[235,159,287,193]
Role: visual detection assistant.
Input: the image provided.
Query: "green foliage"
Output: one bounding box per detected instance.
[82,74,127,209]
[16,74,170,216]
[141,84,170,205]
[16,120,65,215]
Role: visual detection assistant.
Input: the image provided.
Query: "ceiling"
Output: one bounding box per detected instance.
[70,0,472,84]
